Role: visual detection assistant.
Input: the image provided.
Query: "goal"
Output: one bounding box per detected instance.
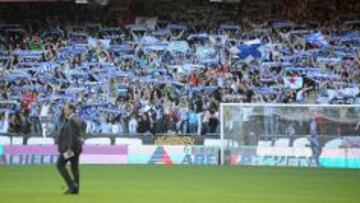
[219,103,360,168]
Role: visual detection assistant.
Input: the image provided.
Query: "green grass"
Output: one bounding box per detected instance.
[0,165,360,203]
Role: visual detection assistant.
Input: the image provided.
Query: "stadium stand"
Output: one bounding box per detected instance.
[0,0,359,146]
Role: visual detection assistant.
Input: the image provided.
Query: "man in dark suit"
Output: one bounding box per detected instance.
[57,103,84,195]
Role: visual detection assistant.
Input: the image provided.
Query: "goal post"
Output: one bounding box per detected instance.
[219,103,360,169]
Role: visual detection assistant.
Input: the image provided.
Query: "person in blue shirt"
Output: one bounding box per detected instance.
[309,117,322,167]
[187,108,198,134]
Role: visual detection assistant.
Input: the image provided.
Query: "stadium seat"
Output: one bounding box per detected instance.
[0,136,11,145]
[11,137,24,145]
[84,138,111,145]
[114,138,142,145]
[274,138,290,147]
[293,137,310,147]
[257,140,272,147]
[27,137,55,145]
[324,138,344,148]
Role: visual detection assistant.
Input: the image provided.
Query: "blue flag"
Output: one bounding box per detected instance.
[231,39,263,61]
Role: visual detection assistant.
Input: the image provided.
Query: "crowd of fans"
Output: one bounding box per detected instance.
[0,0,360,138]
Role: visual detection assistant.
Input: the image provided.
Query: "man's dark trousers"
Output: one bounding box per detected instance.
[57,152,80,191]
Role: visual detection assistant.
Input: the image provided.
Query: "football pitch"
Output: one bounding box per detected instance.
[0,165,359,203]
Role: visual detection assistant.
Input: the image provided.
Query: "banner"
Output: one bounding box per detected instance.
[127,146,219,165]
[230,146,360,169]
[320,148,360,168]
[0,145,219,165]
[139,36,159,45]
[230,39,263,62]
[166,41,189,53]
[2,145,58,165]
[81,145,128,164]
[1,145,128,165]
[196,45,216,59]
[88,37,111,49]
[283,76,304,89]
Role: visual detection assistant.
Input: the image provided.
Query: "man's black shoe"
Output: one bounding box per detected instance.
[72,186,79,194]
[64,190,75,195]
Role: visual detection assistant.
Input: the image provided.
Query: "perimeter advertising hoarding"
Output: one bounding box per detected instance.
[0,145,219,165]
[1,145,128,165]
[127,145,219,165]
[230,146,360,169]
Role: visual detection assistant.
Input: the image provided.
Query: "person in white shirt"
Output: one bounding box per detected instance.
[0,111,9,133]
[40,102,51,117]
[128,115,138,136]
[112,120,124,135]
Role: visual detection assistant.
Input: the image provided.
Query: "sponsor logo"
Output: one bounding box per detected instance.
[236,155,317,167]
[231,147,319,167]
[5,154,59,165]
[148,146,173,165]
[182,146,219,165]
[182,154,218,165]
[155,136,195,145]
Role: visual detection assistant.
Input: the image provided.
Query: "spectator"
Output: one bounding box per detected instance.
[187,108,198,134]
[0,112,9,133]
[112,119,124,135]
[128,114,138,136]
[208,110,219,134]
[137,113,151,134]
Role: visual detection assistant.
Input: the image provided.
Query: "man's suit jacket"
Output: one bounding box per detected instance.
[58,115,84,154]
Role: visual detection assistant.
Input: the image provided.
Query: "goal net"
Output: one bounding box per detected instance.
[220,103,360,169]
